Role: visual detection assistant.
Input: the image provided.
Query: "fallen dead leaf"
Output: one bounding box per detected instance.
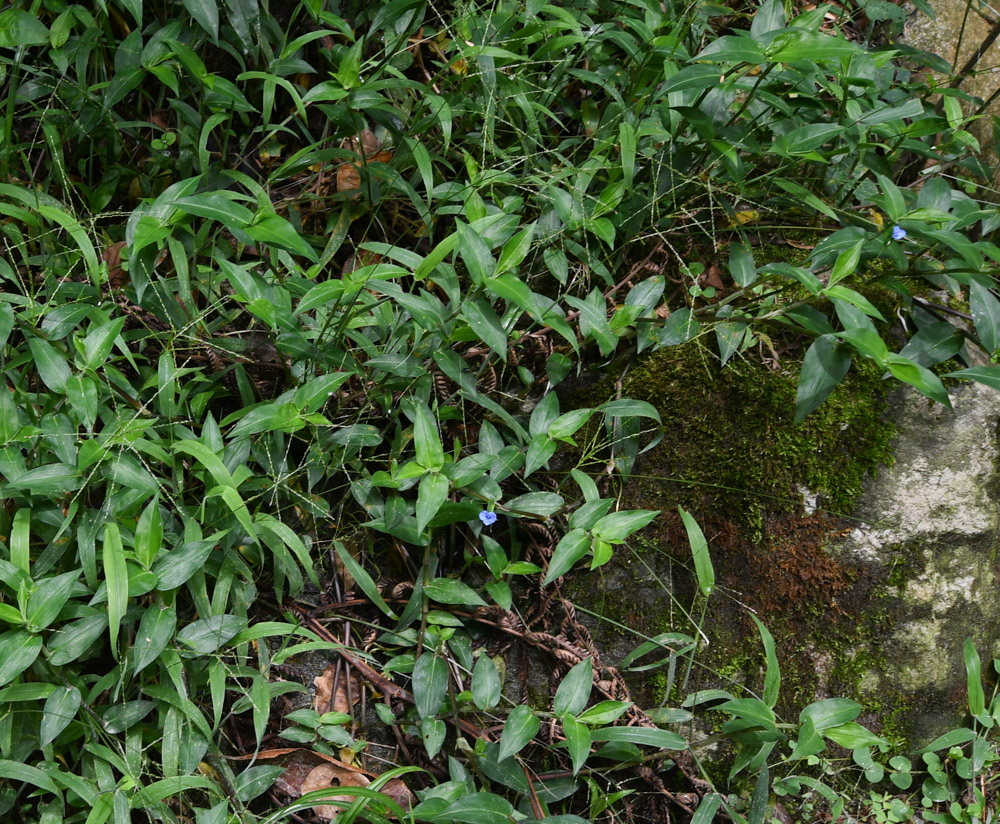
[300,762,371,821]
[313,665,361,715]
[337,131,394,193]
[103,241,127,290]
[380,777,416,812]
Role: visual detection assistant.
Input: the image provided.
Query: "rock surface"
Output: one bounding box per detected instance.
[567,340,1000,747]
[901,0,1000,154]
[830,382,1000,741]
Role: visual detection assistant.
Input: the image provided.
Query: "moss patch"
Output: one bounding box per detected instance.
[564,338,899,720]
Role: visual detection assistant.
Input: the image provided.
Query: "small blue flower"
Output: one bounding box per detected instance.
[892,225,907,241]
[479,510,498,526]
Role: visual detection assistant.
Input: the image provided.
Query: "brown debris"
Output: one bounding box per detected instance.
[313,665,361,715]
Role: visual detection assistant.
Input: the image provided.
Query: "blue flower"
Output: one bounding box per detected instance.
[479,510,498,526]
[892,225,907,240]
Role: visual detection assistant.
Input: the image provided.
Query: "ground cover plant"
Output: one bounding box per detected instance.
[3,0,1000,821]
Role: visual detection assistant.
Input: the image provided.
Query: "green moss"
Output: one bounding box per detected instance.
[561,329,904,733]
[607,339,895,536]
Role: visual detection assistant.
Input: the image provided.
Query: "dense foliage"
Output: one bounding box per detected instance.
[2,0,1000,822]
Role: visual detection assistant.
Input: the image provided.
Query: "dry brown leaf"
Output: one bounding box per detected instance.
[380,777,416,812]
[103,241,127,290]
[336,162,361,193]
[300,762,371,821]
[312,665,361,714]
[699,262,725,292]
[337,129,394,193]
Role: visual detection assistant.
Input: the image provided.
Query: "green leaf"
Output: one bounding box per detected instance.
[424,578,487,607]
[964,638,985,718]
[694,34,765,65]
[421,717,447,759]
[591,510,658,543]
[26,571,78,630]
[172,193,253,226]
[0,760,60,797]
[799,697,862,730]
[251,673,270,746]
[679,506,714,596]
[772,123,843,156]
[970,281,1000,354]
[461,299,507,359]
[235,765,283,803]
[135,497,163,570]
[408,399,444,471]
[747,762,770,824]
[132,605,177,675]
[0,9,49,47]
[663,64,721,94]
[413,653,449,720]
[40,686,82,747]
[216,485,258,542]
[334,542,397,618]
[600,398,662,423]
[10,508,30,573]
[751,615,780,708]
[472,656,501,710]
[565,291,616,356]
[153,537,218,590]
[827,241,863,289]
[717,697,776,727]
[182,0,219,39]
[822,722,886,749]
[504,492,564,517]
[487,273,544,322]
[47,614,107,666]
[177,614,246,653]
[875,173,906,221]
[457,221,496,283]
[542,529,591,585]
[918,727,977,753]
[496,224,536,276]
[729,242,756,287]
[0,631,42,687]
[795,334,851,423]
[619,122,636,190]
[751,0,785,37]
[589,726,686,749]
[947,365,1000,390]
[28,337,71,393]
[498,704,540,761]
[900,322,964,368]
[658,307,700,346]
[7,463,81,495]
[823,285,885,321]
[562,713,591,776]
[760,262,821,294]
[416,473,449,534]
[82,318,125,371]
[246,213,317,261]
[524,434,558,478]
[766,30,858,62]
[103,523,128,660]
[858,97,924,125]
[442,792,514,824]
[173,440,235,488]
[789,716,825,761]
[884,355,952,408]
[554,658,592,717]
[577,700,631,725]
[691,794,723,824]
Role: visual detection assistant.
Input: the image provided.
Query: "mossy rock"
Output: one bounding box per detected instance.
[562,339,901,732]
